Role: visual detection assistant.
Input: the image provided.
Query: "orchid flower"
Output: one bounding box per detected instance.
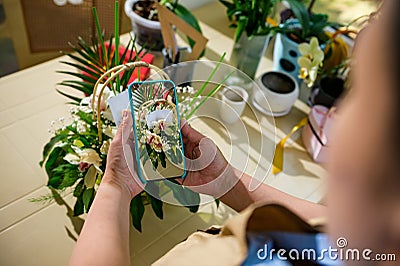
[298,37,325,87]
[63,146,103,188]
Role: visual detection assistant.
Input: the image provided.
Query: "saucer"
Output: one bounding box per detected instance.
[251,96,291,117]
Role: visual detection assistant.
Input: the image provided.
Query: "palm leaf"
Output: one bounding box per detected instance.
[57,71,99,84]
[77,37,99,60]
[68,42,103,68]
[60,61,102,79]
[58,80,94,93]
[57,82,92,95]
[62,52,104,74]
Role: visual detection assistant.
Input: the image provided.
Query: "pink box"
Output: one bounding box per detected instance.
[302,105,335,163]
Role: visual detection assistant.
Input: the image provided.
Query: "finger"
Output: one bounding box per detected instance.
[114,110,128,142]
[181,119,205,144]
[121,110,133,143]
[185,137,217,172]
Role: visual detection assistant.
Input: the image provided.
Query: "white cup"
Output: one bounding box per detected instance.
[253,71,299,117]
[219,86,248,124]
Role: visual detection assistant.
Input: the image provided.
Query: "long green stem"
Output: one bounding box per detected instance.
[189,52,226,107]
[114,1,120,92]
[186,70,234,119]
[93,8,108,69]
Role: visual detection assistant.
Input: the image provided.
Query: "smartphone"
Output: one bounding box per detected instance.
[128,80,186,184]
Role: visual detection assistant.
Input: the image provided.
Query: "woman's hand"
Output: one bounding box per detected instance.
[179,121,240,198]
[103,110,143,199]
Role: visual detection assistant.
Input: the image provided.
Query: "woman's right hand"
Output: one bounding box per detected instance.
[178,121,240,198]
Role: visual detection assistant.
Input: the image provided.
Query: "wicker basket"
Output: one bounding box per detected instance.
[92,61,170,141]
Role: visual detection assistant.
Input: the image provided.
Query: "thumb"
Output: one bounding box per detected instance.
[114,109,132,143]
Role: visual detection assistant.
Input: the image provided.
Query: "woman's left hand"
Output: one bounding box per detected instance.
[103,110,144,199]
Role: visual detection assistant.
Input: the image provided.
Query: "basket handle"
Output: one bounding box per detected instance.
[92,61,170,141]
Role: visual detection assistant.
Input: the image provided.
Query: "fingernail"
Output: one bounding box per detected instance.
[123,110,128,119]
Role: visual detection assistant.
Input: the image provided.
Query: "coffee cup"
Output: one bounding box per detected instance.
[219,86,248,124]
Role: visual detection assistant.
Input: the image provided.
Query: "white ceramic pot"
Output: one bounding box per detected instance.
[252,71,299,117]
[124,0,163,51]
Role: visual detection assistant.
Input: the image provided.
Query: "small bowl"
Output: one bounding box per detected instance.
[252,71,299,116]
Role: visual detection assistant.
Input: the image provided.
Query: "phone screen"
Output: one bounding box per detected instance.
[128,80,186,183]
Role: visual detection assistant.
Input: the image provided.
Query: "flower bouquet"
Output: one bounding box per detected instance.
[37,2,226,232]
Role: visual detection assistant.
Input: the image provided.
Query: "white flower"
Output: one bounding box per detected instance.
[145,131,163,153]
[187,86,195,94]
[75,147,102,169]
[162,143,171,152]
[64,146,103,174]
[103,126,117,138]
[102,108,114,122]
[63,153,80,164]
[80,85,115,116]
[298,37,325,87]
[63,147,104,188]
[76,120,87,134]
[100,139,111,155]
[150,120,159,129]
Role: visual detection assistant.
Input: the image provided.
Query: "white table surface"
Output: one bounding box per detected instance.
[0,2,326,265]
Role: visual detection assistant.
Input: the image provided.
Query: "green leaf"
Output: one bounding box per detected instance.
[56,89,83,103]
[40,133,68,166]
[59,79,95,92]
[234,17,247,43]
[60,60,102,79]
[62,52,103,74]
[45,146,65,180]
[51,164,80,189]
[159,151,167,168]
[130,194,145,232]
[215,198,220,208]
[73,179,84,197]
[67,43,103,70]
[219,0,235,10]
[77,37,100,61]
[83,188,95,212]
[285,0,310,38]
[92,7,108,69]
[56,71,99,84]
[76,110,94,125]
[119,39,133,65]
[164,179,200,213]
[145,182,164,220]
[74,194,84,216]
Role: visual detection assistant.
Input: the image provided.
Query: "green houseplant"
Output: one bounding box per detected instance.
[270,0,341,85]
[125,0,202,51]
[220,0,279,79]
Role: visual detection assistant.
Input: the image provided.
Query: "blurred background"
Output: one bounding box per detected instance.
[0,0,380,77]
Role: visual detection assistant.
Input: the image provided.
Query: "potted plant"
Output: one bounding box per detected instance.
[219,0,279,80]
[308,55,350,108]
[125,0,202,51]
[270,0,341,84]
[253,70,299,117]
[297,30,355,106]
